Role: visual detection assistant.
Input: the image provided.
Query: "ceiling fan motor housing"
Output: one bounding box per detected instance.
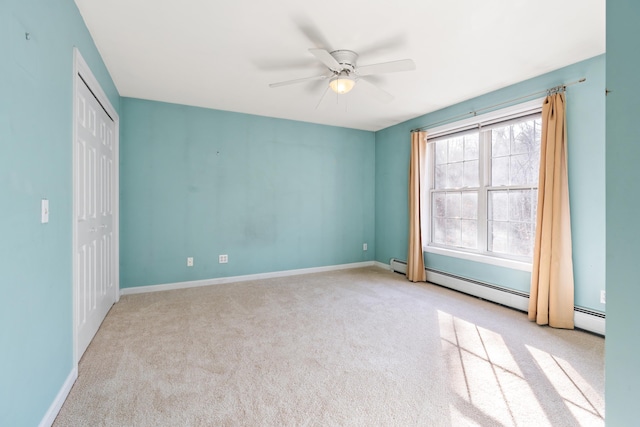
[330,50,358,74]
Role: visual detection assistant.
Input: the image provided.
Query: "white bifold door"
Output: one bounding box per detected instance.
[74,74,117,360]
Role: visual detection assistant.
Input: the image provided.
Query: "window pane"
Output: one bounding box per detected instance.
[448,137,463,162]
[447,163,463,188]
[509,222,534,257]
[461,219,477,249]
[435,165,446,189]
[512,121,537,155]
[489,191,508,221]
[488,221,508,253]
[446,192,461,218]
[445,218,461,247]
[464,134,479,160]
[435,141,448,164]
[492,127,510,156]
[463,160,479,187]
[433,192,446,217]
[509,190,533,222]
[510,153,538,186]
[487,189,536,257]
[433,218,446,244]
[492,156,509,186]
[462,192,478,219]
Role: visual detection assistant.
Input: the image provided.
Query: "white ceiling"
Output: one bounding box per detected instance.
[74,0,605,132]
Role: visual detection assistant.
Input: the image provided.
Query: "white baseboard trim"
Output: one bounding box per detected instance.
[39,367,77,427]
[426,269,530,312]
[374,261,391,270]
[574,310,606,336]
[120,261,376,296]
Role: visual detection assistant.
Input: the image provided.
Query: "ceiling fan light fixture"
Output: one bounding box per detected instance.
[329,75,355,94]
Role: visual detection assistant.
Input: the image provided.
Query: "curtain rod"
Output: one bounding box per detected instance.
[410,77,586,133]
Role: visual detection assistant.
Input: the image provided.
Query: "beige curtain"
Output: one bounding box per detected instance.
[407,131,427,282]
[528,93,575,328]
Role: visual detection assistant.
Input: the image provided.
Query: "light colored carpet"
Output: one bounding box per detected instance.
[54,267,604,426]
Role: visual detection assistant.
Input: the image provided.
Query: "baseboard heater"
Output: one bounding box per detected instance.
[389,258,605,336]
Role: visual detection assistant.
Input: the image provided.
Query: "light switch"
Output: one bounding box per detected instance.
[41,199,49,223]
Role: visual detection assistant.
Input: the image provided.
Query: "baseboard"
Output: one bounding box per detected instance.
[574,309,606,336]
[425,269,530,312]
[374,261,391,270]
[120,261,376,296]
[38,367,77,427]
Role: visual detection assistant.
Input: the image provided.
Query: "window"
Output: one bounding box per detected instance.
[425,102,542,266]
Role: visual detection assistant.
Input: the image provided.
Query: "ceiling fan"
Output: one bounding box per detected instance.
[269,49,416,104]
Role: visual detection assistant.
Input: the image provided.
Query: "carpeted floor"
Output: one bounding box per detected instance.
[54,267,604,426]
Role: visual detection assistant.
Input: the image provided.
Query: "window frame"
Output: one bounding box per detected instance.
[422,98,544,272]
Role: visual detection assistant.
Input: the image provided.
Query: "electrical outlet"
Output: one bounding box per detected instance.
[187,257,194,267]
[600,290,606,304]
[363,243,368,251]
[219,254,228,264]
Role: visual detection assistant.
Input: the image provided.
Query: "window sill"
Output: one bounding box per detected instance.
[423,245,532,272]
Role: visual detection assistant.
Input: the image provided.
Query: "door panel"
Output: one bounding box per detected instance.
[75,76,116,359]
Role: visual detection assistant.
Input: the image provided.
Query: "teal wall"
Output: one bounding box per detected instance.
[0,0,120,425]
[120,99,375,288]
[375,55,606,310]
[605,1,640,424]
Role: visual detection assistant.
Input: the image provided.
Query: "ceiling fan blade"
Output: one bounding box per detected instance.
[357,78,394,103]
[356,59,416,76]
[309,48,341,71]
[293,16,333,50]
[269,74,329,88]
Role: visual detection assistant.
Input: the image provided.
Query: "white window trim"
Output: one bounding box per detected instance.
[426,245,533,272]
[427,98,544,138]
[422,98,544,272]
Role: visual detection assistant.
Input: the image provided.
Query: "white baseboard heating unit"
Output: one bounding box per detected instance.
[389,258,605,336]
